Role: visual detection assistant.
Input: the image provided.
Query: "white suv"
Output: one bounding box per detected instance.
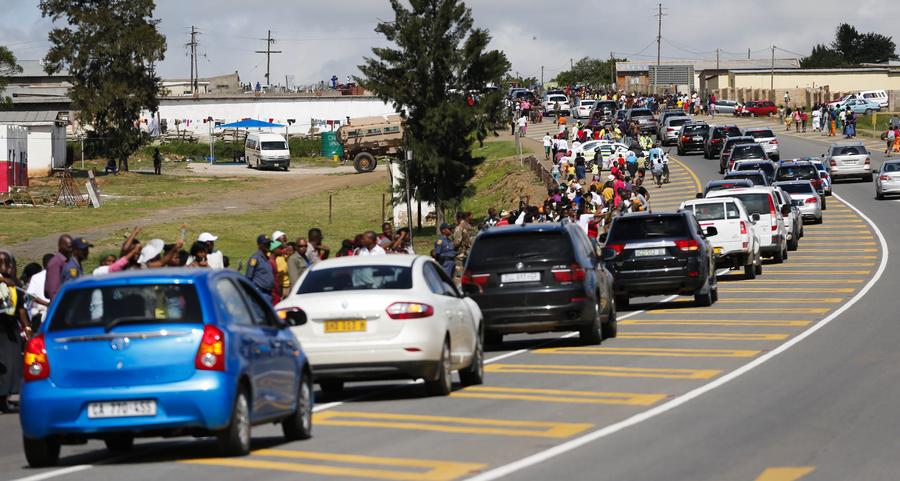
[543,94,571,116]
[706,187,789,263]
[743,127,780,161]
[680,197,762,279]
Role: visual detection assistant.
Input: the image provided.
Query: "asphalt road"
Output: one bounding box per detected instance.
[0,116,895,481]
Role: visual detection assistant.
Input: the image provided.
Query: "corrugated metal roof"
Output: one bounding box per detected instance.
[0,110,63,123]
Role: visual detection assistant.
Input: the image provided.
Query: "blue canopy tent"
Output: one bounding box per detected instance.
[211,119,286,164]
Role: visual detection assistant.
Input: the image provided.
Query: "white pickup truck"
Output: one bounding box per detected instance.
[680,197,762,279]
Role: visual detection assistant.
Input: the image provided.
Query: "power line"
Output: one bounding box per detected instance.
[255,30,282,87]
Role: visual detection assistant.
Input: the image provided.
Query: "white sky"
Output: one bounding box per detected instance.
[2,0,895,86]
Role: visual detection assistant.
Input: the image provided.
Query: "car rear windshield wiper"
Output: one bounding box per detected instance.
[104,316,169,332]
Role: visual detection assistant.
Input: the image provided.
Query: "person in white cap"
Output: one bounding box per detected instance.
[272,231,287,244]
[193,232,224,269]
[138,239,166,267]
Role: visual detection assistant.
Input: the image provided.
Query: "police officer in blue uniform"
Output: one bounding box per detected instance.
[433,223,457,278]
[61,237,92,286]
[245,234,275,304]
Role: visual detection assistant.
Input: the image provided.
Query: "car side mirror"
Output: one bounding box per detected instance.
[278,307,307,327]
[751,213,760,223]
[695,192,703,199]
[781,204,791,216]
[704,226,718,237]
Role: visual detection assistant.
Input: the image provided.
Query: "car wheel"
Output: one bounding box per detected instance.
[104,435,134,453]
[425,339,453,396]
[319,380,344,395]
[821,198,827,210]
[754,256,763,275]
[782,244,789,260]
[579,302,603,345]
[773,245,785,264]
[217,388,251,456]
[876,190,884,200]
[788,236,799,251]
[863,173,873,182]
[751,112,757,117]
[815,215,823,225]
[282,370,313,441]
[23,437,60,468]
[677,147,685,155]
[601,299,618,340]
[614,295,630,310]
[484,330,503,347]
[744,261,756,279]
[459,329,484,387]
[694,279,713,307]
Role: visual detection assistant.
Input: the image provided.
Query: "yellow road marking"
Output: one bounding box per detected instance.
[719,287,855,293]
[754,466,816,481]
[621,319,811,327]
[668,156,703,192]
[182,450,486,481]
[801,242,876,246]
[534,346,759,358]
[452,386,667,406]
[486,363,721,379]
[710,297,843,303]
[312,411,592,439]
[619,331,789,341]
[649,307,830,314]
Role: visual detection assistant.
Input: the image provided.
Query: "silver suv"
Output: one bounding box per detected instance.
[743,127,780,161]
[823,142,873,182]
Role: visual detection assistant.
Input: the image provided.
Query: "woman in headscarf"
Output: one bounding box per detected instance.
[0,250,30,413]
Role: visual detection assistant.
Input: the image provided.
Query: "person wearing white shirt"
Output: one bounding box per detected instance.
[543,134,552,160]
[356,231,386,256]
[558,138,568,153]
[185,232,225,269]
[26,263,49,324]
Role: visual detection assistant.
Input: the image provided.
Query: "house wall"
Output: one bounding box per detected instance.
[0,125,28,192]
[731,70,900,91]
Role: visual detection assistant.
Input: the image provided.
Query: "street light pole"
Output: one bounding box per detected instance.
[405,149,414,242]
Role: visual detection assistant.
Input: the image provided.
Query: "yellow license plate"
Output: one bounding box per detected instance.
[714,247,722,254]
[324,320,367,333]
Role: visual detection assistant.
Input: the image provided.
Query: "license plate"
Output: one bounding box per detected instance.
[843,160,858,165]
[324,320,367,333]
[501,272,541,283]
[88,400,156,419]
[693,136,702,141]
[635,248,666,257]
[714,247,723,254]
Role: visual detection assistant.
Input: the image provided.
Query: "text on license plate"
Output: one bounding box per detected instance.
[501,272,541,283]
[325,320,367,333]
[635,248,666,257]
[693,136,702,140]
[88,400,156,419]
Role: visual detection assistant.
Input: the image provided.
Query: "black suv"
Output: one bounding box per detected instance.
[677,122,710,155]
[462,224,617,346]
[602,212,718,307]
[724,169,770,186]
[704,125,742,159]
[731,160,777,182]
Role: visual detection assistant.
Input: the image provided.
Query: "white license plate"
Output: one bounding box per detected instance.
[843,160,858,165]
[693,136,702,140]
[501,272,540,283]
[635,248,666,257]
[88,400,157,419]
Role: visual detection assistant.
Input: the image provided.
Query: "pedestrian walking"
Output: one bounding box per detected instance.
[152,148,162,175]
[886,127,897,156]
[543,134,552,160]
[43,235,72,301]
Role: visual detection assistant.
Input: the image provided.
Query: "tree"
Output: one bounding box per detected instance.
[0,46,23,109]
[40,0,166,171]
[553,57,620,88]
[359,0,510,230]
[800,23,897,68]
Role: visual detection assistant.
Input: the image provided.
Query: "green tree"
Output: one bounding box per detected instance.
[553,57,620,88]
[40,0,166,171]
[359,0,510,229]
[801,23,897,68]
[0,46,23,109]
[800,44,849,68]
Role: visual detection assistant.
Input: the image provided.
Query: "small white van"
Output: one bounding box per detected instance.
[245,132,291,171]
[860,90,888,108]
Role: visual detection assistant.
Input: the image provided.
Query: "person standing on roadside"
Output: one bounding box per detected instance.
[246,235,275,304]
[270,240,289,304]
[452,212,475,278]
[287,238,311,286]
[0,251,30,413]
[543,133,552,160]
[152,148,162,175]
[307,228,330,264]
[433,224,457,278]
[60,238,92,286]
[357,231,386,256]
[886,127,896,156]
[44,234,72,301]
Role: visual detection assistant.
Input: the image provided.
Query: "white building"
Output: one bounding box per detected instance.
[0,111,68,177]
[0,125,29,192]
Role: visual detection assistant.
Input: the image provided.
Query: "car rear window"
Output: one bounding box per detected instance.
[735,163,775,177]
[608,216,689,241]
[777,183,815,194]
[468,232,574,266]
[298,266,412,293]
[688,202,730,221]
[48,284,202,332]
[725,172,766,185]
[831,146,867,156]
[776,165,817,181]
[720,193,771,215]
[682,124,708,134]
[745,130,775,139]
[548,95,567,102]
[669,118,689,126]
[883,163,900,173]
[731,144,765,160]
[630,109,653,118]
[595,102,616,110]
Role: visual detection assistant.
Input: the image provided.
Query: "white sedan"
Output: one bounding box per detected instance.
[276,255,484,397]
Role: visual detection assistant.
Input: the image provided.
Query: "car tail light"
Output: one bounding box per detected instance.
[880,175,891,181]
[675,239,699,252]
[740,221,748,236]
[805,197,817,204]
[605,243,625,256]
[195,325,225,371]
[552,264,586,283]
[768,195,777,231]
[667,127,675,132]
[681,136,690,142]
[461,270,489,287]
[865,157,871,165]
[830,159,837,166]
[769,139,779,144]
[23,334,50,382]
[386,302,434,320]
[687,271,699,277]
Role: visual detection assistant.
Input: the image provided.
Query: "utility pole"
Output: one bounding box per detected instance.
[770,45,776,97]
[654,3,663,95]
[610,51,616,91]
[540,65,544,90]
[186,26,199,94]
[570,58,574,70]
[716,48,720,71]
[255,30,282,87]
[747,48,751,60]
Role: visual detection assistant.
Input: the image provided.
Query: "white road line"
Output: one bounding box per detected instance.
[465,195,888,481]
[11,466,93,481]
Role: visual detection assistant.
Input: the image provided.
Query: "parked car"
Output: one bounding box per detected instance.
[703,179,754,197]
[724,169,770,187]
[543,94,571,116]
[572,99,597,119]
[874,160,900,200]
[706,187,790,263]
[860,89,889,108]
[462,223,616,346]
[20,270,313,467]
[774,160,826,205]
[737,100,777,117]
[680,197,762,279]
[704,125,743,159]
[601,211,719,308]
[660,116,691,145]
[742,127,780,161]
[277,255,483,396]
[775,180,823,224]
[772,187,803,251]
[823,142,873,182]
[711,100,738,115]
[677,122,710,155]
[245,132,291,171]
[731,160,777,182]
[719,136,757,173]
[835,98,882,115]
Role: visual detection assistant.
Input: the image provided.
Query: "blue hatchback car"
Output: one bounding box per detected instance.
[19,269,313,467]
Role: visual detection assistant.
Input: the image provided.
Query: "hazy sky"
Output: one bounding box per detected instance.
[2,0,895,86]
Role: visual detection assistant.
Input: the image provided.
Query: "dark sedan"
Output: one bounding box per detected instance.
[677,122,710,155]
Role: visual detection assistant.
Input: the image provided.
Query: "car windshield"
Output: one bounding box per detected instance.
[609,217,689,241]
[468,232,573,265]
[261,141,287,150]
[776,166,817,180]
[48,284,202,332]
[883,163,900,173]
[721,193,770,215]
[731,144,765,160]
[746,130,775,139]
[831,146,867,156]
[298,265,412,293]
[777,183,815,194]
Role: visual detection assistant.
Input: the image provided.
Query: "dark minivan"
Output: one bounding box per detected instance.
[602,212,718,308]
[462,224,616,346]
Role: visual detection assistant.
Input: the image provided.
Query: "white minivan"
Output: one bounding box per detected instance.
[705,187,789,263]
[245,132,291,171]
[860,90,889,108]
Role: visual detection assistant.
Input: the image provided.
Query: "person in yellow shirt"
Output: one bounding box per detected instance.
[270,241,291,300]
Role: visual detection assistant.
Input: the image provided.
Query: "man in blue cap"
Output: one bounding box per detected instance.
[432,223,457,278]
[245,234,275,304]
[61,237,92,286]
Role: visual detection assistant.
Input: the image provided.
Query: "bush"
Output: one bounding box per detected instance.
[290,137,322,158]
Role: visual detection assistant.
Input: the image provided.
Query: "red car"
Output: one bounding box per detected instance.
[736,101,777,117]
